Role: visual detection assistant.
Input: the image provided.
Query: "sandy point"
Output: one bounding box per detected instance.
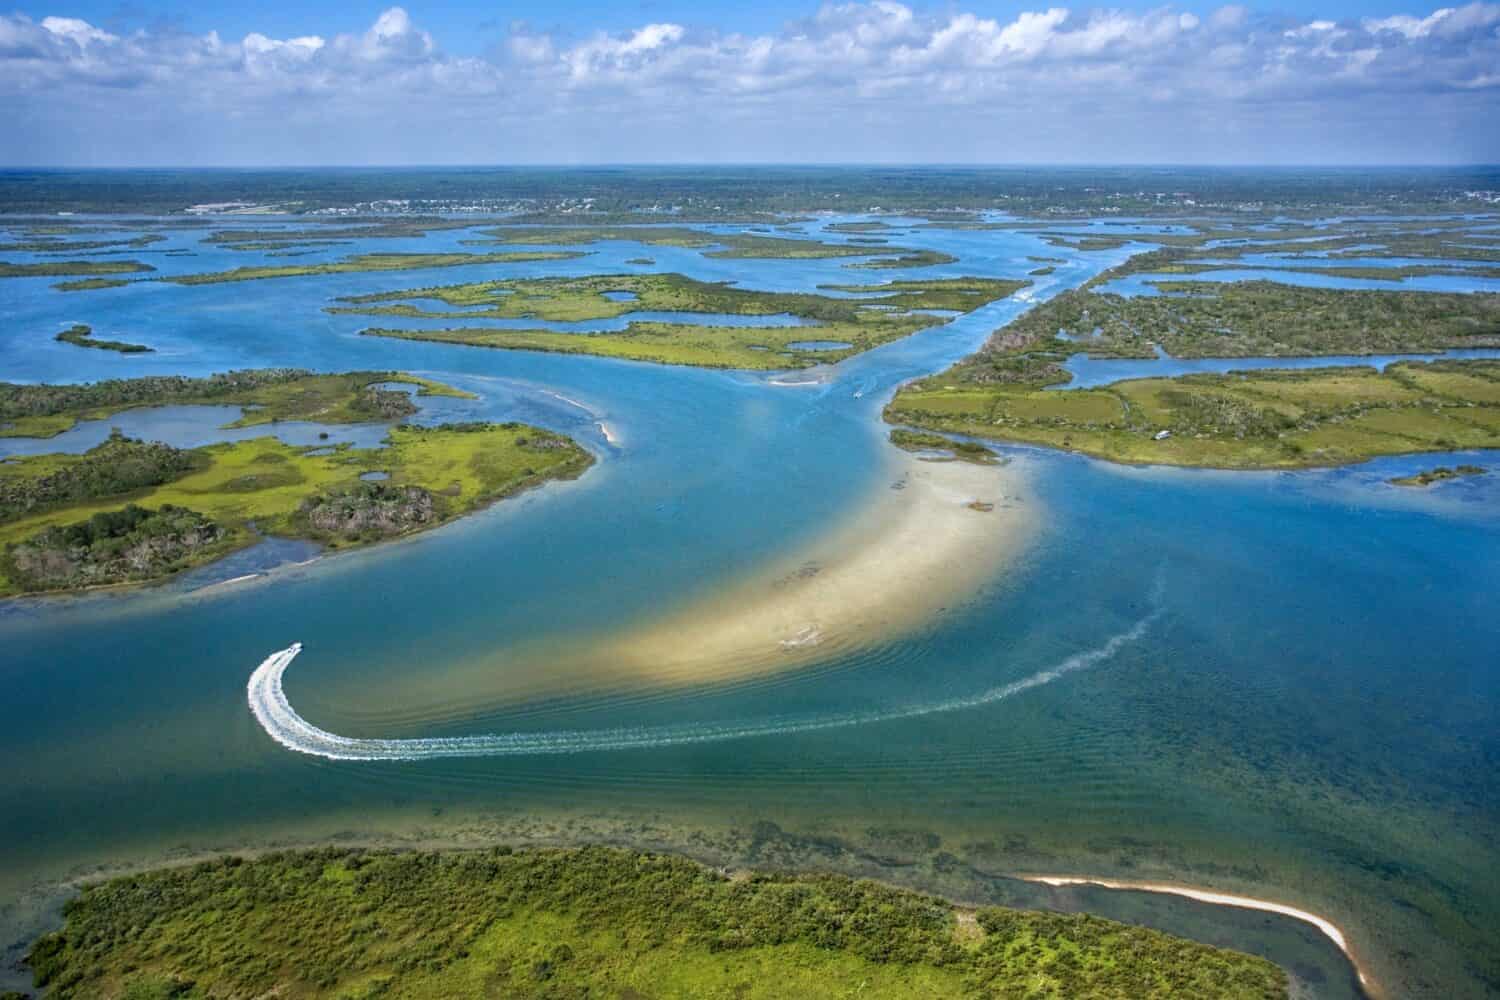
[600,450,1035,687]
[1020,875,1375,996]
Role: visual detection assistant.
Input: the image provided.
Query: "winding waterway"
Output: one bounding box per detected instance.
[1,215,1497,999]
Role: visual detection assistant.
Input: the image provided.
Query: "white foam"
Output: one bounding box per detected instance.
[536,388,598,417]
[247,592,1163,762]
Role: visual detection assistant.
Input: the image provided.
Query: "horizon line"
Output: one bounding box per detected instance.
[3,163,1499,172]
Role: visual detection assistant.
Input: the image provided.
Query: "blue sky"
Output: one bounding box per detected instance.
[3,2,1498,165]
[9,1,1454,51]
[15,1,1448,44]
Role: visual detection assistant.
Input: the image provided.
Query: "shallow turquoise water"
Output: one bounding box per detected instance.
[1,217,1497,997]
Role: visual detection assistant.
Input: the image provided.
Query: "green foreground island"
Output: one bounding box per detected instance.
[0,371,592,596]
[21,846,1287,1000]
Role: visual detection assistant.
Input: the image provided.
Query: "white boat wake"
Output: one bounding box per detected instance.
[248,592,1164,762]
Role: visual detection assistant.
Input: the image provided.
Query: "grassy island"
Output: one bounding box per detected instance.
[53,324,152,354]
[0,416,590,596]
[0,260,154,280]
[885,263,1500,468]
[889,428,1001,464]
[23,845,1287,1000]
[1390,463,1486,486]
[0,369,544,593]
[889,358,1500,469]
[846,248,959,269]
[0,233,163,254]
[0,369,473,439]
[53,278,132,291]
[161,250,587,286]
[826,221,896,233]
[465,225,933,263]
[201,218,485,247]
[991,282,1500,360]
[343,273,1028,369]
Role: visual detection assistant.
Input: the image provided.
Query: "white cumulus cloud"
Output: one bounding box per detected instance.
[0,2,1496,164]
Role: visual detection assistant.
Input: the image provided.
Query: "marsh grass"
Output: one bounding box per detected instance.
[345,274,1027,369]
[0,422,591,595]
[26,846,1286,1000]
[890,360,1500,468]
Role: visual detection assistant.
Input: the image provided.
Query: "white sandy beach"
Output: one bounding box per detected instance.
[1020,875,1373,994]
[604,451,1033,686]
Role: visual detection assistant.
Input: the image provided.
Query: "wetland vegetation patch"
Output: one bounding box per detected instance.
[345,273,1028,369]
[995,282,1500,360]
[0,260,154,280]
[163,250,587,286]
[0,418,591,596]
[1389,463,1486,486]
[52,324,151,354]
[0,369,474,439]
[466,224,935,263]
[23,845,1287,1000]
[889,428,1001,464]
[889,357,1500,468]
[885,250,1500,468]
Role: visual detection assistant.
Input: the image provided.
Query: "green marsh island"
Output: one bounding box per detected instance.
[24,846,1287,1000]
[887,273,1500,468]
[0,371,591,596]
[52,324,152,354]
[464,224,955,267]
[0,259,155,281]
[1389,463,1486,486]
[343,273,1027,369]
[160,251,589,287]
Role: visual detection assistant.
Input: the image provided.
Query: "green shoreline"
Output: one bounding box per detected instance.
[0,372,593,597]
[19,845,1287,1000]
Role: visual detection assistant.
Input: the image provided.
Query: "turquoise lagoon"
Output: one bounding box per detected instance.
[0,217,1497,998]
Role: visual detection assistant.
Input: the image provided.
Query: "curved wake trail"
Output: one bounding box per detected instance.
[249,591,1164,761]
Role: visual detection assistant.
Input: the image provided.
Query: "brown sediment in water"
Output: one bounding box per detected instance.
[1019,875,1376,997]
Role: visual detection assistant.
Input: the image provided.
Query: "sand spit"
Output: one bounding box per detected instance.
[192,572,262,592]
[283,450,1034,716]
[602,453,1033,687]
[1021,875,1373,995]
